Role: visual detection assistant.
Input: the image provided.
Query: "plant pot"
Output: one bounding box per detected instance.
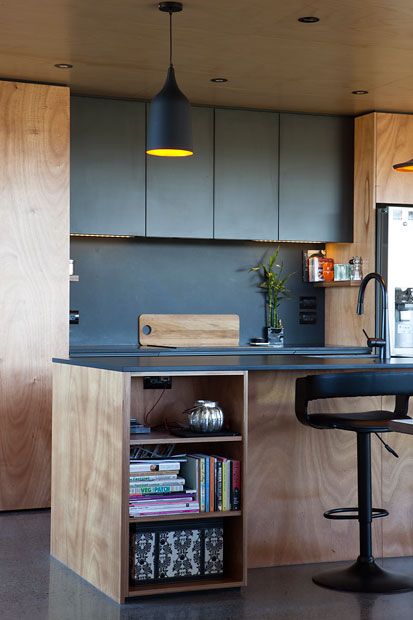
[267,326,284,348]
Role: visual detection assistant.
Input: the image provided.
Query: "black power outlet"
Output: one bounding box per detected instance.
[143,376,172,390]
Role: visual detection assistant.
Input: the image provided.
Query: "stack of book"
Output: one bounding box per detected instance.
[181,455,241,513]
[129,458,199,518]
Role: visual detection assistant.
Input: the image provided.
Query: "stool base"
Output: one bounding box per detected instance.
[313,558,413,594]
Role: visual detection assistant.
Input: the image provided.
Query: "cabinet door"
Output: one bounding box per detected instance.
[146,106,214,238]
[0,81,69,510]
[214,109,279,240]
[71,96,145,235]
[279,114,353,242]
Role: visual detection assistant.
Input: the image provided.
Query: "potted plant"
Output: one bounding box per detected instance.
[250,247,292,347]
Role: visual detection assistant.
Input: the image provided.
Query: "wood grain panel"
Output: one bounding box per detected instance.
[139,314,240,347]
[51,364,130,603]
[376,113,413,205]
[247,370,382,568]
[381,393,413,559]
[6,2,413,115]
[0,81,69,510]
[325,113,376,346]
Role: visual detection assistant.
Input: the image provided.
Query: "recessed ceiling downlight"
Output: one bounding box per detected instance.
[210,77,228,83]
[352,90,368,95]
[54,63,73,69]
[298,16,320,23]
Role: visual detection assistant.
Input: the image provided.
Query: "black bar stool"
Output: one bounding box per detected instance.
[295,371,413,594]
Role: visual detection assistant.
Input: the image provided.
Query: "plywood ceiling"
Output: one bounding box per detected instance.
[3,0,413,114]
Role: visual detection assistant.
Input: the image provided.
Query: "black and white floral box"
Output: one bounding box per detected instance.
[130,519,224,583]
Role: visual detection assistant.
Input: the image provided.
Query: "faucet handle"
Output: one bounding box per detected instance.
[363,329,385,350]
[367,337,386,349]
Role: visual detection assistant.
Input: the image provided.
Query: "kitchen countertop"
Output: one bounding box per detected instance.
[69,345,371,357]
[53,354,413,373]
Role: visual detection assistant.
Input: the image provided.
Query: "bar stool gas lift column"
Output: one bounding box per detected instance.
[295,371,413,594]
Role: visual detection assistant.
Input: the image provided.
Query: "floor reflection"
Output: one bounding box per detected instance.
[2,510,413,620]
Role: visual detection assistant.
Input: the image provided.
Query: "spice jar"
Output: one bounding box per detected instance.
[349,257,363,281]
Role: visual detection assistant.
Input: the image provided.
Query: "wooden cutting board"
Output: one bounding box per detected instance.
[138,314,240,347]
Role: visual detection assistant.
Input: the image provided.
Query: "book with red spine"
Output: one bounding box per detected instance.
[230,460,241,510]
[209,456,215,512]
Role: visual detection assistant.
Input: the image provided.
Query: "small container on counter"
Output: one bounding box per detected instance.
[334,264,351,281]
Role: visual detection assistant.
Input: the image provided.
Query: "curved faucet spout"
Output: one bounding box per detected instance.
[356,272,390,361]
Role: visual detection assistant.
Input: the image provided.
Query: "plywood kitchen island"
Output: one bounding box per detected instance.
[51,354,413,602]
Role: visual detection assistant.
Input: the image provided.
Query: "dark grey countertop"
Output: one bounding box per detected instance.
[69,345,371,357]
[53,354,413,373]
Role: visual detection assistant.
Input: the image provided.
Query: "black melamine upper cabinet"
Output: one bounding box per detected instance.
[146,107,214,238]
[70,96,146,235]
[279,113,354,242]
[214,109,279,240]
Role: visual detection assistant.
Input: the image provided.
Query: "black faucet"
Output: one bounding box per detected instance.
[356,272,390,361]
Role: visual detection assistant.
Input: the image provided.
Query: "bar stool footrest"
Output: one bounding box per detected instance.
[323,506,389,520]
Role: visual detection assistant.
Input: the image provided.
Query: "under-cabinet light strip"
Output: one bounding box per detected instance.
[254,239,326,244]
[70,233,134,238]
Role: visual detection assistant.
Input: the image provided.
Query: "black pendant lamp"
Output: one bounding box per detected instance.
[393,158,413,172]
[146,2,193,157]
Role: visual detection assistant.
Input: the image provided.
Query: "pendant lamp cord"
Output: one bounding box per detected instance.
[169,10,173,67]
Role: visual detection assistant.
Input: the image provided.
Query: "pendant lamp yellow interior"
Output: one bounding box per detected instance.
[393,159,413,172]
[146,2,193,158]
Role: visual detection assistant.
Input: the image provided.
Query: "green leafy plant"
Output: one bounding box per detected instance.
[250,247,292,329]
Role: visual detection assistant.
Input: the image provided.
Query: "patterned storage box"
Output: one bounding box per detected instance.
[130,519,224,584]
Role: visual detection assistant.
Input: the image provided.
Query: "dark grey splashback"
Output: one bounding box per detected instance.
[69,238,324,346]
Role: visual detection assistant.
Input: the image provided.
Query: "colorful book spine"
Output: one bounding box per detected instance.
[209,456,215,512]
[129,484,184,495]
[231,460,241,510]
[129,474,178,482]
[205,456,210,513]
[199,457,206,512]
[129,492,197,504]
[129,476,185,486]
[129,461,181,474]
[216,460,223,511]
[222,461,228,511]
[130,500,197,509]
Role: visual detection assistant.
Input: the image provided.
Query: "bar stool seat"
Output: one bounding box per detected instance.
[308,410,395,432]
[295,370,413,594]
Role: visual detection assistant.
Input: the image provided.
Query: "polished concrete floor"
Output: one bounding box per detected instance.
[2,510,413,620]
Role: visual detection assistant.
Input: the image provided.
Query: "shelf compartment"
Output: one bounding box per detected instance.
[129,510,242,523]
[130,431,242,445]
[128,576,244,598]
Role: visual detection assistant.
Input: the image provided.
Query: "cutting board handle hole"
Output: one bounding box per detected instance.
[142,324,152,336]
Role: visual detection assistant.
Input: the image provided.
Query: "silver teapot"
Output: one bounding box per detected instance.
[184,400,224,433]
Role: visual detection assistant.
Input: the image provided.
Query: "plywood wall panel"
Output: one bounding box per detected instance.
[376,113,413,205]
[325,113,376,346]
[0,81,69,510]
[381,395,413,558]
[247,371,382,568]
[51,365,129,603]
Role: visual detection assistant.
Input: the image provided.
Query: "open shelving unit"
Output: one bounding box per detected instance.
[313,280,361,288]
[51,365,247,603]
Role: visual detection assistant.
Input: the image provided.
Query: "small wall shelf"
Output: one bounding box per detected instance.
[313,280,361,288]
